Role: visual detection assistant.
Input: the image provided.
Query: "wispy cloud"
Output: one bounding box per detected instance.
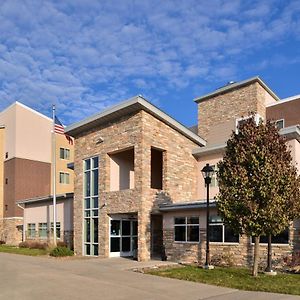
[0,0,299,124]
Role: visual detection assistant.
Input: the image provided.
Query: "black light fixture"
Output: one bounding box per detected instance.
[201,163,215,269]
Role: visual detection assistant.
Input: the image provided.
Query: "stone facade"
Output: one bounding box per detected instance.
[73,109,199,261]
[197,81,276,143]
[0,218,23,245]
[163,209,300,269]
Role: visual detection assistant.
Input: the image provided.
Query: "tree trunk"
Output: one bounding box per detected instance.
[252,236,260,277]
[266,234,272,272]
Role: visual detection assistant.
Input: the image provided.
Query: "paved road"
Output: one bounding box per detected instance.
[0,253,298,300]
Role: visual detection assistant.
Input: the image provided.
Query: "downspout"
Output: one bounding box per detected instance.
[17,203,25,242]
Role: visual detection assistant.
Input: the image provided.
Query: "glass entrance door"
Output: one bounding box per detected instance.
[110,219,137,257]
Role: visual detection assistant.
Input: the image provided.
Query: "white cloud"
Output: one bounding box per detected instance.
[0,0,299,125]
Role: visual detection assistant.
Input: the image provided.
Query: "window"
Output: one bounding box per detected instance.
[60,148,70,160]
[151,148,164,189]
[210,165,218,187]
[174,217,199,242]
[59,172,70,184]
[236,114,261,133]
[109,148,134,191]
[209,216,239,243]
[5,152,8,159]
[275,119,284,130]
[38,223,47,239]
[5,178,8,184]
[51,222,61,239]
[251,229,289,244]
[27,223,36,238]
[84,156,99,256]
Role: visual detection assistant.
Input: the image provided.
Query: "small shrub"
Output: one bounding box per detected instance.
[19,241,48,250]
[211,250,236,267]
[57,241,67,248]
[50,246,74,257]
[0,241,6,245]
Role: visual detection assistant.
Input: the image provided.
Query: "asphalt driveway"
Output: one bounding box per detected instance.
[0,253,298,300]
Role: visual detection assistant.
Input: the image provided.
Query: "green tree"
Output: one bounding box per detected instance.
[217,115,300,276]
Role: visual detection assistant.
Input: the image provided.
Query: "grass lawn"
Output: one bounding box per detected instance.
[0,245,49,256]
[146,265,300,296]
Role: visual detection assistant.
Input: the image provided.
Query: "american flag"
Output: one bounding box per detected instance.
[54,116,74,145]
[54,116,65,134]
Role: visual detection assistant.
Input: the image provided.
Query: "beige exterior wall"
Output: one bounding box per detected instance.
[23,198,73,232]
[197,152,223,200]
[0,104,17,161]
[53,133,74,195]
[15,103,52,163]
[0,127,4,219]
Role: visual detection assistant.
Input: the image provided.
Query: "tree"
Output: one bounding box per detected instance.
[217,115,300,276]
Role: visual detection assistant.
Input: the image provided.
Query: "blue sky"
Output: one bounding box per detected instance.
[0,0,300,127]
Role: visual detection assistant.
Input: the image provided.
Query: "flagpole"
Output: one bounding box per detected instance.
[52,105,57,246]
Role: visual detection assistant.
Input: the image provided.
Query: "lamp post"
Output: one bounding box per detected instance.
[201,163,215,269]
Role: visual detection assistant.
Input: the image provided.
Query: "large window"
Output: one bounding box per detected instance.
[59,172,70,184]
[38,223,47,239]
[27,223,36,239]
[209,216,239,243]
[251,229,289,244]
[84,156,99,256]
[60,148,70,160]
[174,217,199,242]
[210,165,218,187]
[51,222,61,239]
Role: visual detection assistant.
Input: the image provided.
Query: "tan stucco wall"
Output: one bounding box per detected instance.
[0,127,4,218]
[52,133,74,195]
[197,152,223,200]
[23,198,73,232]
[0,104,17,161]
[15,103,52,163]
[287,139,300,175]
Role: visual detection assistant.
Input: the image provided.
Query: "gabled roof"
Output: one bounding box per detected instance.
[65,96,206,146]
[194,76,280,103]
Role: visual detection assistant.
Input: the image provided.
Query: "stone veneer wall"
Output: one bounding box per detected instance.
[163,212,300,268]
[73,109,200,261]
[197,82,273,141]
[0,218,23,245]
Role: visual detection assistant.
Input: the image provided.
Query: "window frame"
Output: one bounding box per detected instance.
[174,216,200,243]
[83,156,99,256]
[235,114,261,134]
[251,229,289,246]
[60,148,70,160]
[38,222,48,239]
[275,119,285,130]
[59,172,70,184]
[27,223,36,239]
[209,221,239,244]
[51,222,61,239]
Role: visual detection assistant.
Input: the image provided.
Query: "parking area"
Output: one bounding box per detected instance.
[0,253,297,300]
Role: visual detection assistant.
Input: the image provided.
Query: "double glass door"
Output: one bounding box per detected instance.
[110,219,137,257]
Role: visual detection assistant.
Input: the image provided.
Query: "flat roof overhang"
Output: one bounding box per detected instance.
[17,193,74,205]
[159,200,216,212]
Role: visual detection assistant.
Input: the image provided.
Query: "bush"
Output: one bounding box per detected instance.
[50,246,74,257]
[0,241,5,245]
[57,241,67,248]
[19,241,48,250]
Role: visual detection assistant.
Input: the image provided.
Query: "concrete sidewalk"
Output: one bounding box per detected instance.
[0,253,298,300]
